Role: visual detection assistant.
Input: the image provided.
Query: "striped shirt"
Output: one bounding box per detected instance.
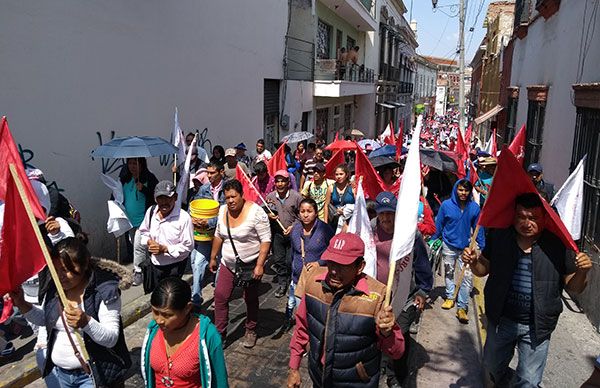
[503,251,534,323]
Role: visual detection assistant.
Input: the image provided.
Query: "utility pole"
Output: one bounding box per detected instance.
[458,0,466,133]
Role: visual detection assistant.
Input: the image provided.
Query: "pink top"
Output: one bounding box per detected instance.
[150,322,202,388]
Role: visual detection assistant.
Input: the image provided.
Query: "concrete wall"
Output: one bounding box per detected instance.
[0,0,288,255]
[510,3,600,329]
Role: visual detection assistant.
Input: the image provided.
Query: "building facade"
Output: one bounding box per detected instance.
[505,0,600,329]
[414,55,438,117]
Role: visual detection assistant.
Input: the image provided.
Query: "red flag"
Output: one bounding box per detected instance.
[266,142,288,177]
[465,124,473,154]
[235,164,259,203]
[0,166,48,295]
[354,149,389,199]
[478,146,578,252]
[491,128,498,156]
[384,120,395,145]
[395,121,403,161]
[456,128,468,161]
[325,149,346,179]
[334,131,339,141]
[468,159,480,186]
[0,117,45,220]
[508,124,526,165]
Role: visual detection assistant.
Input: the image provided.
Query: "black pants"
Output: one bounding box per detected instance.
[143,257,188,294]
[385,305,419,386]
[271,233,291,287]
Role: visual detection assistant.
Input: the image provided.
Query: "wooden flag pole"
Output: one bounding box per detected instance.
[451,224,481,301]
[237,166,286,231]
[384,258,397,308]
[173,154,178,186]
[9,164,91,361]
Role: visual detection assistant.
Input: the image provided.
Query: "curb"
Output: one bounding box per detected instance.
[0,274,192,388]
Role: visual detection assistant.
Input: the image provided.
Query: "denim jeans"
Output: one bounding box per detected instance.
[191,241,212,306]
[287,281,301,312]
[442,242,472,310]
[36,348,60,388]
[484,317,550,387]
[53,367,95,388]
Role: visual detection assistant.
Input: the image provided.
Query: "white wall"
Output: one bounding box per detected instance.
[282,81,314,133]
[511,3,600,185]
[0,0,288,255]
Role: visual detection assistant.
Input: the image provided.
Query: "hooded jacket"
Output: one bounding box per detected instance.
[141,314,228,388]
[431,179,485,250]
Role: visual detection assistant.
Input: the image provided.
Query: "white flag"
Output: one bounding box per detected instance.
[550,156,586,240]
[379,122,392,143]
[172,107,187,166]
[347,180,377,279]
[389,115,423,308]
[176,133,197,207]
[106,200,132,237]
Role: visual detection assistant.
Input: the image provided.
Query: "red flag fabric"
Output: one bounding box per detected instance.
[0,167,48,295]
[508,124,526,165]
[334,131,339,141]
[235,164,259,203]
[266,142,287,177]
[468,159,480,186]
[478,146,578,252]
[395,121,403,161]
[354,149,385,199]
[456,128,468,161]
[384,120,395,145]
[0,117,45,220]
[465,124,473,154]
[491,128,498,156]
[325,149,346,179]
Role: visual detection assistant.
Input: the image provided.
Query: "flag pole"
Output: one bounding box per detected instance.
[451,224,480,301]
[173,154,178,186]
[237,166,286,231]
[9,164,91,361]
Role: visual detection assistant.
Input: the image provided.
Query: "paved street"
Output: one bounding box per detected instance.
[14,266,599,388]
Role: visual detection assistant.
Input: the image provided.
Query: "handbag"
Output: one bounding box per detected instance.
[226,209,257,288]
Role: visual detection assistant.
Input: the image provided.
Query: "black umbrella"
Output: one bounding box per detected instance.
[419,149,458,173]
[369,156,400,170]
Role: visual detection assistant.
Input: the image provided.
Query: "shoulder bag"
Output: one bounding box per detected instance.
[226,209,257,288]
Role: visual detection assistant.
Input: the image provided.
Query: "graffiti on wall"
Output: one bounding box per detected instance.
[18,144,65,193]
[93,130,125,175]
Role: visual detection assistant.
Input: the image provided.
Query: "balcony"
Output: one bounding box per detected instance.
[514,0,532,39]
[318,0,378,31]
[314,59,376,97]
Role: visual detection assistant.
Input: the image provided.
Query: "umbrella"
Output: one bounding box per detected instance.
[370,156,400,170]
[281,131,313,143]
[325,140,358,151]
[91,136,178,159]
[419,148,458,173]
[348,129,365,137]
[369,144,408,159]
[357,139,381,150]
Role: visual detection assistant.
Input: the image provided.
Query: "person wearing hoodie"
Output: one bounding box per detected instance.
[431,179,485,324]
[142,277,228,388]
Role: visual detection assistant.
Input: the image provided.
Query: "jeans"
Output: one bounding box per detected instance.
[191,242,212,306]
[442,242,472,310]
[272,233,291,287]
[214,264,259,335]
[484,317,550,387]
[286,281,301,312]
[36,348,61,388]
[130,228,148,272]
[53,367,94,388]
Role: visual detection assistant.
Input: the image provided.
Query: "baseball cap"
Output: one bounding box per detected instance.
[375,191,397,213]
[235,143,247,150]
[313,162,326,172]
[154,180,176,198]
[478,157,497,166]
[527,163,543,173]
[322,233,365,265]
[274,169,289,179]
[225,148,236,157]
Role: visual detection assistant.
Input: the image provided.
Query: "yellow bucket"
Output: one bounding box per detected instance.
[189,199,220,241]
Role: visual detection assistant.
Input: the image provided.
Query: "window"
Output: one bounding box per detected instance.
[317,19,332,59]
[504,87,519,143]
[524,86,548,166]
[315,107,330,141]
[344,103,353,131]
[346,36,356,51]
[571,107,600,249]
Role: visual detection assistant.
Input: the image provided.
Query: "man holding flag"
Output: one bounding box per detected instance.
[463,192,591,387]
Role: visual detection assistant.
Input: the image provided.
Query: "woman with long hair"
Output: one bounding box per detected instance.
[209,179,271,348]
[325,163,355,231]
[210,145,226,165]
[142,277,228,388]
[9,237,132,387]
[119,157,158,285]
[284,198,334,330]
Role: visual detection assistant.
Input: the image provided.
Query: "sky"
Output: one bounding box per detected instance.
[406,0,494,63]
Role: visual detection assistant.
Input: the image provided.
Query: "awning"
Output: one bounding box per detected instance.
[475,104,504,125]
[377,102,396,109]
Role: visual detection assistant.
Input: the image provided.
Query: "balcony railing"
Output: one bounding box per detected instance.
[315,59,375,83]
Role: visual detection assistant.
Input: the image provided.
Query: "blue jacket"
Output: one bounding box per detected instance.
[192,181,226,230]
[141,314,228,388]
[431,179,485,250]
[289,220,334,284]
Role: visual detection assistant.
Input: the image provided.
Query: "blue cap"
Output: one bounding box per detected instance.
[527,163,543,173]
[235,143,247,150]
[375,192,397,213]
